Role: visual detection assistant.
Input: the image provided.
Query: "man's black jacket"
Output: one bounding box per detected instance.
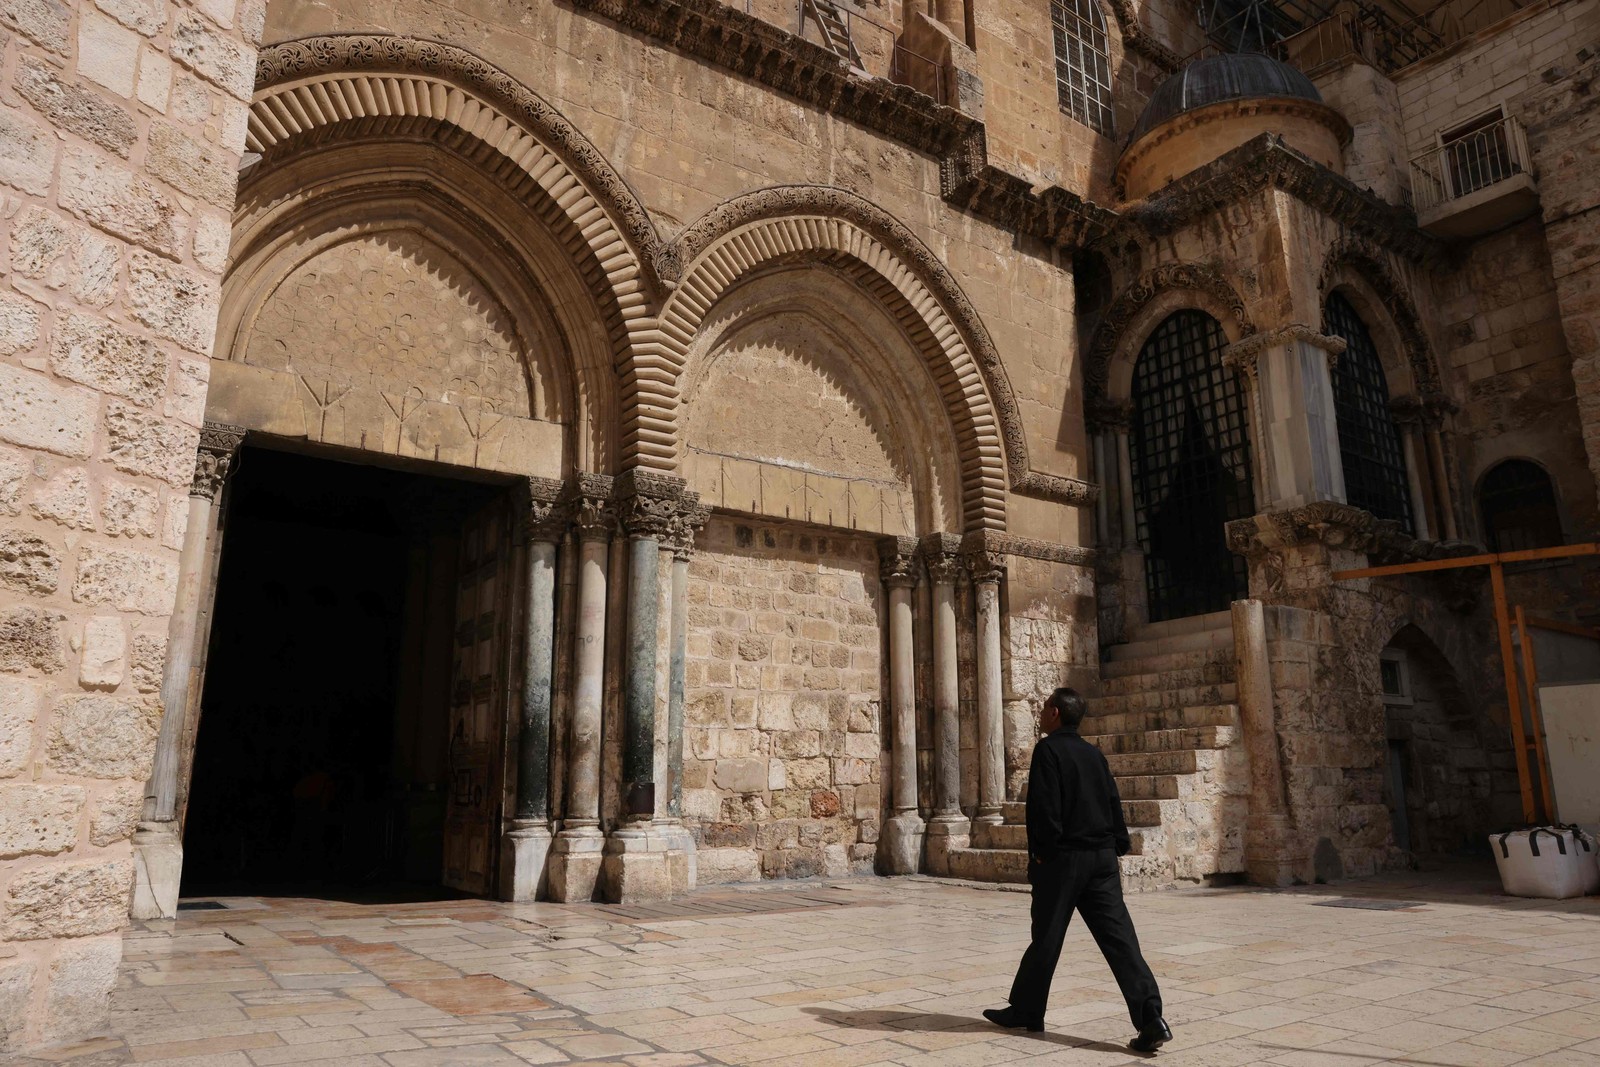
[1025,727,1131,861]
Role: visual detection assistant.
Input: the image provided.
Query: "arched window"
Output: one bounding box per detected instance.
[1479,460,1563,552]
[1052,0,1114,136]
[1324,291,1414,531]
[1129,310,1255,621]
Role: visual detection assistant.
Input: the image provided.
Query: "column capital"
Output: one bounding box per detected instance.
[615,468,687,540]
[665,496,710,560]
[1223,323,1347,379]
[568,472,616,542]
[1390,390,1456,429]
[514,476,569,545]
[190,422,245,501]
[877,535,920,588]
[1086,397,1133,434]
[960,531,1008,583]
[920,532,964,584]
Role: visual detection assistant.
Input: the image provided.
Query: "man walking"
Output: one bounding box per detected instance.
[983,687,1171,1053]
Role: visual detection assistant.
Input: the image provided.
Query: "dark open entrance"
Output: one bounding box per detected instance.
[181,446,509,900]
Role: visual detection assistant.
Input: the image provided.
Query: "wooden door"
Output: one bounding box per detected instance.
[442,501,511,895]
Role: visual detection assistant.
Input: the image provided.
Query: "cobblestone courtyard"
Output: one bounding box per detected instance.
[14,868,1600,1067]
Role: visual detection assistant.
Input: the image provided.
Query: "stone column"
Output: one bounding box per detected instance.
[547,475,612,902]
[132,423,244,920]
[878,537,923,874]
[601,469,685,903]
[1226,327,1348,510]
[921,534,969,875]
[657,498,708,895]
[501,479,567,902]
[1232,598,1295,886]
[966,547,1006,834]
[1424,425,1459,540]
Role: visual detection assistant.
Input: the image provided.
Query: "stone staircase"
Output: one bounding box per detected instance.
[947,611,1251,890]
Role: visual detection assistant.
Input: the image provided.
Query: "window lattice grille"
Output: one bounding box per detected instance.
[1479,460,1563,552]
[1051,0,1115,136]
[1130,311,1256,622]
[1324,292,1413,531]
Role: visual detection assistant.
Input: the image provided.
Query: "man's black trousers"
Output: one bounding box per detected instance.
[1006,847,1162,1028]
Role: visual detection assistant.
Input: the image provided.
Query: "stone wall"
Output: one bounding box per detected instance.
[682,517,884,883]
[0,0,259,1050]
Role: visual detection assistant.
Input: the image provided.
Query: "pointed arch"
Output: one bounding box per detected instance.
[653,186,1023,532]
[1318,238,1441,395]
[245,35,663,472]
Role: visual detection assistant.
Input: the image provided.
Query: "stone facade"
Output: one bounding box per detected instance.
[0,0,259,1051]
[4,0,1600,1051]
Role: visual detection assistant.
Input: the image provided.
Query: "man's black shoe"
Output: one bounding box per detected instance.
[1128,1017,1172,1053]
[982,1006,1044,1033]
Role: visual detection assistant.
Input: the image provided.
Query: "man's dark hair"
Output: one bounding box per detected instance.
[1045,687,1087,730]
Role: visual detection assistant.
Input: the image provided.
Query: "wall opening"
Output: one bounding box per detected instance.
[181,446,510,901]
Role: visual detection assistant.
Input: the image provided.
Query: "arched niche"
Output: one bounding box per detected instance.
[678,269,961,536]
[219,145,619,477]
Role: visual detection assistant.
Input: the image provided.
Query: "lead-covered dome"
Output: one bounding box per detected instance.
[1129,53,1324,144]
[1117,52,1349,201]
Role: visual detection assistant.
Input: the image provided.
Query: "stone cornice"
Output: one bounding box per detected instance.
[962,530,1096,568]
[1222,323,1347,379]
[567,0,1117,253]
[1225,500,1480,566]
[1107,135,1446,265]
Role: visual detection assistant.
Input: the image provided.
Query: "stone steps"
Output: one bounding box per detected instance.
[943,614,1248,892]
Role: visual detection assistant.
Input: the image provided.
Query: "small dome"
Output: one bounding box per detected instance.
[1128,52,1324,145]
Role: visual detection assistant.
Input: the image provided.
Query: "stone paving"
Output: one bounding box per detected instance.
[15,866,1600,1067]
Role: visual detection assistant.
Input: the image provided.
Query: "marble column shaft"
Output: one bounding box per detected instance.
[968,551,1005,827]
[565,492,612,830]
[926,541,963,821]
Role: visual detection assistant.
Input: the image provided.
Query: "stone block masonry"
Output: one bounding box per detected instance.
[0,0,260,1051]
[682,518,884,884]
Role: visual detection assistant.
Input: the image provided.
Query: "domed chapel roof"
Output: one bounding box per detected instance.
[1128,52,1325,144]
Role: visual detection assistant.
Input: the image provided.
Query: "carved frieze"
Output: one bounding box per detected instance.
[920,533,965,584]
[569,472,616,543]
[514,476,569,545]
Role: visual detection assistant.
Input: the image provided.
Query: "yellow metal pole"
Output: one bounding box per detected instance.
[1492,563,1536,824]
[1515,605,1556,823]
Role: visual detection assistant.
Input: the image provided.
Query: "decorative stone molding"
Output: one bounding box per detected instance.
[249,34,661,375]
[665,499,711,561]
[1085,397,1133,434]
[1085,262,1256,405]
[1318,237,1443,391]
[615,469,690,540]
[1223,323,1347,379]
[1109,136,1445,266]
[1390,391,1458,430]
[1225,500,1477,565]
[920,533,966,583]
[570,472,617,543]
[515,476,569,544]
[976,533,1096,568]
[962,548,1007,584]
[664,187,1020,527]
[941,135,1119,251]
[190,423,246,501]
[878,536,921,588]
[1104,0,1183,71]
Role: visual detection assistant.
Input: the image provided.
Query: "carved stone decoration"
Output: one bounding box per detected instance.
[1317,237,1444,391]
[615,469,689,541]
[514,476,569,545]
[1086,397,1133,434]
[1223,323,1347,380]
[878,536,921,588]
[1106,136,1446,267]
[1390,391,1457,430]
[190,423,246,501]
[1104,0,1183,71]
[249,34,664,302]
[665,185,1098,518]
[921,533,966,584]
[1224,500,1480,566]
[963,548,1007,584]
[666,496,711,561]
[1085,262,1256,406]
[569,472,616,543]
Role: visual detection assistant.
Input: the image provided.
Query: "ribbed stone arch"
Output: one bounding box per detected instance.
[654,188,1013,532]
[248,34,661,471]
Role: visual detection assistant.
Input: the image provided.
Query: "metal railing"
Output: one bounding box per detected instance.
[1408,114,1529,212]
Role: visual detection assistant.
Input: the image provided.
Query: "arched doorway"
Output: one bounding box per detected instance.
[1129,310,1255,621]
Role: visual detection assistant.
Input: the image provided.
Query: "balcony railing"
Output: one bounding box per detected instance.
[1409,114,1530,212]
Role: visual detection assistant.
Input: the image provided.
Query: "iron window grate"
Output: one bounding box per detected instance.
[1130,311,1256,622]
[1325,293,1413,532]
[1052,0,1114,136]
[1479,459,1562,552]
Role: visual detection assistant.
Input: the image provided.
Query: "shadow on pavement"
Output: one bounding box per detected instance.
[802,1007,1142,1055]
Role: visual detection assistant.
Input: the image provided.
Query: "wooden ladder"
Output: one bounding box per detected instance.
[803,0,866,74]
